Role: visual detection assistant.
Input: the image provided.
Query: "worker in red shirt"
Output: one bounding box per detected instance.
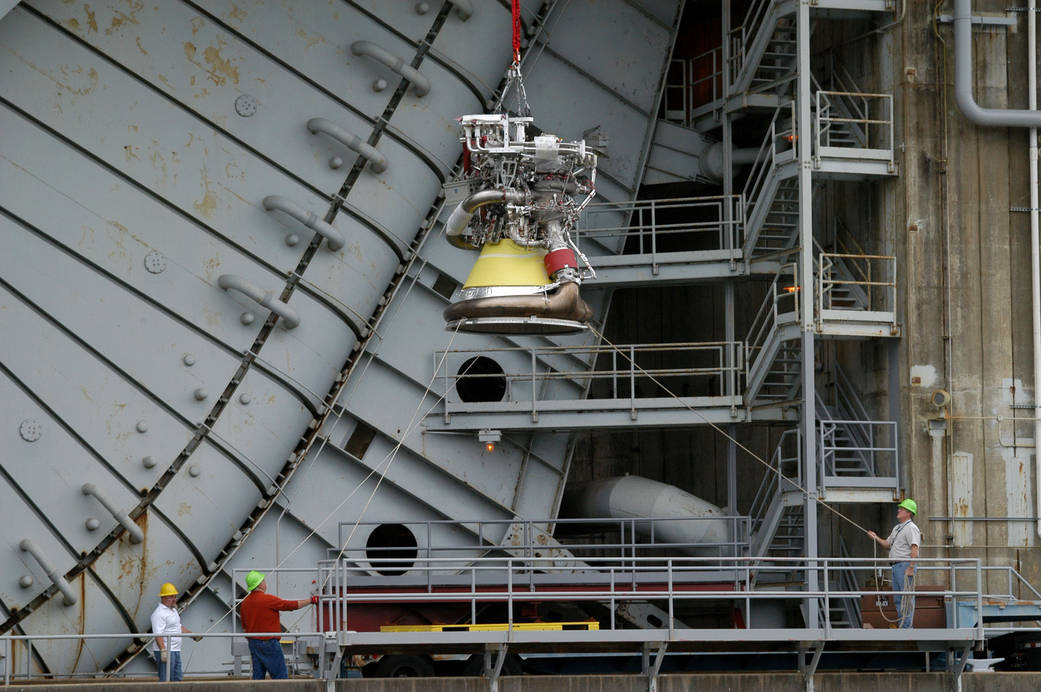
[239,570,316,679]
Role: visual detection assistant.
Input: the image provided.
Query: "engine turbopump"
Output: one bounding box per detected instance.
[442,112,598,334]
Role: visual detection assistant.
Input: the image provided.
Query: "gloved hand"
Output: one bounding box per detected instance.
[310,594,319,605]
[192,635,203,642]
[159,649,168,663]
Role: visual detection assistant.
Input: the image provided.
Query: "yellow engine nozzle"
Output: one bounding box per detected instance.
[462,238,550,289]
[445,238,592,335]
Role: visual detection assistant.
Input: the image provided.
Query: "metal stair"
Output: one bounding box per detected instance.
[729,0,799,97]
[741,103,799,258]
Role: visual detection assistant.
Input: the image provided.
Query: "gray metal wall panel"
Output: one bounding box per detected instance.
[545,0,671,113]
[0,375,146,555]
[201,0,403,118]
[0,482,75,606]
[11,575,131,676]
[151,442,262,560]
[87,508,203,630]
[429,1,512,99]
[0,280,193,494]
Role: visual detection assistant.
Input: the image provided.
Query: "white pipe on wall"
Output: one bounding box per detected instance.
[563,475,730,550]
[1029,0,1041,538]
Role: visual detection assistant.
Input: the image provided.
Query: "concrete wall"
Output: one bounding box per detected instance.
[4,672,1040,691]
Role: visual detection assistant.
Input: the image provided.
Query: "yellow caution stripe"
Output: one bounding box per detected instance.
[380,621,599,633]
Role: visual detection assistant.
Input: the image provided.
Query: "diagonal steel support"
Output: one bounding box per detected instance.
[799,643,824,692]
[483,643,508,692]
[642,641,667,692]
[946,644,972,692]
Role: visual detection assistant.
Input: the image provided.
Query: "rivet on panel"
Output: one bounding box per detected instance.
[329,156,344,169]
[415,2,430,14]
[234,94,259,117]
[188,465,201,477]
[240,311,256,325]
[142,455,156,468]
[85,518,100,531]
[143,250,167,274]
[19,419,42,442]
[182,353,196,367]
[193,387,209,401]
[18,575,33,589]
[285,233,300,247]
[136,420,149,434]
[372,78,388,93]
[239,392,252,405]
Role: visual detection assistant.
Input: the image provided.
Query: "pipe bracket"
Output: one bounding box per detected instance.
[306,118,388,173]
[262,195,345,251]
[217,274,300,329]
[18,539,77,606]
[81,483,144,544]
[350,41,431,97]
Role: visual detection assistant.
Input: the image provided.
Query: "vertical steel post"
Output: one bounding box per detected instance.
[797,0,820,629]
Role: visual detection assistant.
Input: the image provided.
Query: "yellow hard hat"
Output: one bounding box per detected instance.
[158,582,178,597]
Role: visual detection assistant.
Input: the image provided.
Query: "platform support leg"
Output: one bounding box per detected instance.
[642,641,666,692]
[799,644,823,692]
[484,643,507,692]
[947,644,971,692]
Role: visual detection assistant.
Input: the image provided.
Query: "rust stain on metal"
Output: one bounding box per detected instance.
[135,36,148,55]
[104,1,143,36]
[227,4,247,22]
[182,39,240,87]
[83,5,98,33]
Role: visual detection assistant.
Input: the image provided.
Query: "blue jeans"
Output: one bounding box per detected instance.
[892,561,915,628]
[247,638,288,679]
[152,650,182,681]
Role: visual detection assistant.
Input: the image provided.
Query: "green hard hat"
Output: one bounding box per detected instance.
[898,498,917,515]
[245,570,265,592]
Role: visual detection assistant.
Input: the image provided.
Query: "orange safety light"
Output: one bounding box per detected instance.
[784,285,800,293]
[485,442,496,452]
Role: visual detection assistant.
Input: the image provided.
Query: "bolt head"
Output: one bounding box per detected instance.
[142,455,157,468]
[240,311,256,325]
[372,78,388,92]
[136,420,149,434]
[183,353,196,366]
[19,419,42,442]
[85,518,101,531]
[328,156,344,169]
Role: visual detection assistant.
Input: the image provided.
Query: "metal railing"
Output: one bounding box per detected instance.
[574,195,743,258]
[0,630,322,684]
[437,342,745,416]
[748,428,801,536]
[814,90,894,163]
[728,0,780,89]
[334,516,752,568]
[744,261,800,380]
[817,251,896,320]
[818,419,898,487]
[314,555,987,638]
[742,102,797,249]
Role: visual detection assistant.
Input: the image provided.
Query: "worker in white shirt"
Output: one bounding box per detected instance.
[150,582,199,681]
[867,498,922,628]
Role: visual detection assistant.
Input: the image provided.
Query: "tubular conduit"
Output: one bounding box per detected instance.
[443,280,592,323]
[1031,0,1041,538]
[306,118,388,173]
[954,0,1041,535]
[350,41,431,97]
[217,274,300,329]
[262,196,345,251]
[562,476,730,550]
[953,0,1041,127]
[445,189,526,248]
[81,484,143,544]
[18,539,77,606]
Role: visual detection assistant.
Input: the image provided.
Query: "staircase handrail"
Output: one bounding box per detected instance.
[817,251,895,315]
[814,90,893,156]
[728,0,774,85]
[749,428,800,531]
[745,262,800,375]
[742,102,797,239]
[837,537,863,627]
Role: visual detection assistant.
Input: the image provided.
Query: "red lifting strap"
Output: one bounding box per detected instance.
[544,248,578,277]
[512,0,521,65]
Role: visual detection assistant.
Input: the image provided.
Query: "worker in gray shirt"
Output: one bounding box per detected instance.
[867,498,921,628]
